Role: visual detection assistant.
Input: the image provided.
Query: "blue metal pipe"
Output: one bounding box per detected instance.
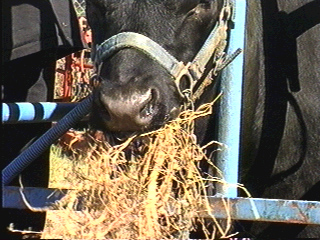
[3,186,320,226]
[2,95,93,186]
[206,197,320,225]
[215,0,247,197]
[2,102,78,124]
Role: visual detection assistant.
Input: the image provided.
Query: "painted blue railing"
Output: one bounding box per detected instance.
[2,102,78,124]
[216,0,246,198]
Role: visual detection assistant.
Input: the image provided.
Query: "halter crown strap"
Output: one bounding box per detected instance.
[93,32,186,79]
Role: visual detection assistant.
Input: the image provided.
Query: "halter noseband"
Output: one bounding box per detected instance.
[92,0,239,106]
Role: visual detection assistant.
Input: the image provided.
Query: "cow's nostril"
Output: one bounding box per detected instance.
[140,89,157,119]
[98,88,160,132]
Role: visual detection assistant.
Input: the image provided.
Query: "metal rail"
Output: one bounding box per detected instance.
[215,0,246,197]
[2,102,78,124]
[3,186,320,225]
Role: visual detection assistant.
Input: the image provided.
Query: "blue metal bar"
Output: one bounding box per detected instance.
[3,186,68,210]
[215,0,247,197]
[2,102,78,124]
[4,186,319,225]
[205,197,320,225]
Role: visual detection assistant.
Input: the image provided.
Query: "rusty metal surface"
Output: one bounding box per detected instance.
[3,186,319,225]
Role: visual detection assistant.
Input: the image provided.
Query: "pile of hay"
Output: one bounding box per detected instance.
[42,101,238,239]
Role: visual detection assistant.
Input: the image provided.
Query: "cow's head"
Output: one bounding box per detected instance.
[86,0,223,136]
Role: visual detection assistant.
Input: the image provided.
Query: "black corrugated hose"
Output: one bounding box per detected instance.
[2,94,93,186]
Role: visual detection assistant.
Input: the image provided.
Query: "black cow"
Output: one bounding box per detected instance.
[86,0,320,238]
[240,0,320,238]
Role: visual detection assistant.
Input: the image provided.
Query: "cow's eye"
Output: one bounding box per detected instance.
[164,0,200,13]
[198,0,213,9]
